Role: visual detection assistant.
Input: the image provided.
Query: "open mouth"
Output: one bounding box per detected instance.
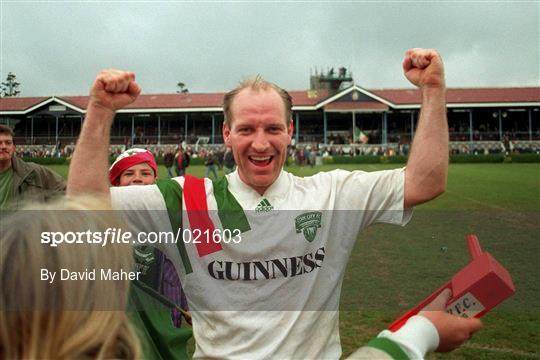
[249,155,273,167]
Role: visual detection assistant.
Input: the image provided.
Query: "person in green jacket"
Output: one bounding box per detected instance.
[0,124,65,210]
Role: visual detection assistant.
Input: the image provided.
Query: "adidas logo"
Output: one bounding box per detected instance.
[255,198,274,213]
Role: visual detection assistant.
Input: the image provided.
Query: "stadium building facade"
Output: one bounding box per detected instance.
[1,85,539,154]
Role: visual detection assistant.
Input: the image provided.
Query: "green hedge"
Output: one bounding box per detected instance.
[329,155,408,164]
[22,154,540,166]
[507,154,540,163]
[327,154,540,164]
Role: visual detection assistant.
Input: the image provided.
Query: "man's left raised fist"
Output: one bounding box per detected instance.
[402,48,445,89]
[89,69,141,112]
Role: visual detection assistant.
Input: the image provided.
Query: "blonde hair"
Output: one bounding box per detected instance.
[0,196,140,359]
[223,76,293,127]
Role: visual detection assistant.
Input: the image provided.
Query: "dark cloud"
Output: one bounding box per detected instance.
[1,2,538,96]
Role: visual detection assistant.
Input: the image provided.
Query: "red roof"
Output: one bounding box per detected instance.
[289,89,331,106]
[59,93,226,110]
[58,90,330,110]
[56,96,88,109]
[0,96,48,111]
[1,87,538,113]
[372,87,540,105]
[325,102,389,110]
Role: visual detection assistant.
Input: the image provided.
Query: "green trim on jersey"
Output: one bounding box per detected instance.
[212,177,251,233]
[366,338,409,360]
[156,179,193,274]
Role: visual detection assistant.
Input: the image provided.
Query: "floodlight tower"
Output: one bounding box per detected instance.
[310,67,353,94]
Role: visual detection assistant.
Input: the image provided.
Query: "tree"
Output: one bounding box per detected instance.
[176,82,189,94]
[1,72,21,97]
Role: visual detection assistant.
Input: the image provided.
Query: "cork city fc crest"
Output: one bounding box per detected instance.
[295,212,322,242]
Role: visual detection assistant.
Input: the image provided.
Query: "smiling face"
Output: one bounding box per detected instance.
[223,88,293,195]
[118,162,156,186]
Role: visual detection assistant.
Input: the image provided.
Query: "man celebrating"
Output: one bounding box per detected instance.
[0,125,65,209]
[68,49,481,359]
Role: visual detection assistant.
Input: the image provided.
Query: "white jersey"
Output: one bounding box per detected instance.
[111,168,412,359]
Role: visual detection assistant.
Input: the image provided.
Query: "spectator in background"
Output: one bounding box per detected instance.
[223,147,236,174]
[204,150,218,179]
[303,147,310,166]
[183,148,191,172]
[0,124,65,210]
[163,148,175,178]
[501,134,514,155]
[217,147,225,170]
[295,147,303,166]
[175,147,190,177]
[308,146,316,168]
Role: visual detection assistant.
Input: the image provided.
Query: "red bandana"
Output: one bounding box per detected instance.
[109,148,157,186]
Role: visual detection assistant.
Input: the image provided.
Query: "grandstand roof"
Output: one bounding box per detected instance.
[1,86,538,115]
[325,101,389,111]
[372,87,540,105]
[0,96,48,111]
[289,89,332,106]
[59,93,226,110]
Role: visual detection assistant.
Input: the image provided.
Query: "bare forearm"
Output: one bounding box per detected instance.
[67,106,114,196]
[405,87,448,207]
[67,70,140,197]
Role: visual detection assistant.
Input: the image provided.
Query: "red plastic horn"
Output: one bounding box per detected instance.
[388,235,515,332]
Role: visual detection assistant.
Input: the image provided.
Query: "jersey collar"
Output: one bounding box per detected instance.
[226,169,290,208]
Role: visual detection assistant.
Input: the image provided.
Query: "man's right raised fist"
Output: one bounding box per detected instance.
[89,69,141,112]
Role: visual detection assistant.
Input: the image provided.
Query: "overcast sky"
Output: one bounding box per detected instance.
[1,1,538,97]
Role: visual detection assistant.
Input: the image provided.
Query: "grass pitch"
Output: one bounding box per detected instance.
[50,163,539,359]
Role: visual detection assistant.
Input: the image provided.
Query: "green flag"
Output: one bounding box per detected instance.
[128,280,192,360]
[354,127,369,144]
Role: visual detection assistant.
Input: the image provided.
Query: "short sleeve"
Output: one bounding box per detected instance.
[333,167,412,228]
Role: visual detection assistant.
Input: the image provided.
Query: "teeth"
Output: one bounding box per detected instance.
[250,156,271,161]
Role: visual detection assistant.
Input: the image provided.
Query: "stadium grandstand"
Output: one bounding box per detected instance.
[1,81,539,158]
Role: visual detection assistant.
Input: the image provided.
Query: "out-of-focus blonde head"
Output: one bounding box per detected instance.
[0,196,140,359]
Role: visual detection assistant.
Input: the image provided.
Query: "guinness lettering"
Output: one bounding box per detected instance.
[208,247,326,281]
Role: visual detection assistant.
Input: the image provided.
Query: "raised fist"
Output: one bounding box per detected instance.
[89,69,141,112]
[403,48,445,89]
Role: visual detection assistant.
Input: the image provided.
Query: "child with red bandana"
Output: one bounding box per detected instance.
[109,148,158,186]
[109,148,189,328]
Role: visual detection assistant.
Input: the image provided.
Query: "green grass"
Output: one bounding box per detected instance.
[50,163,540,359]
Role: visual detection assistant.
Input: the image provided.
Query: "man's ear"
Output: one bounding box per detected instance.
[287,120,294,143]
[223,122,232,147]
